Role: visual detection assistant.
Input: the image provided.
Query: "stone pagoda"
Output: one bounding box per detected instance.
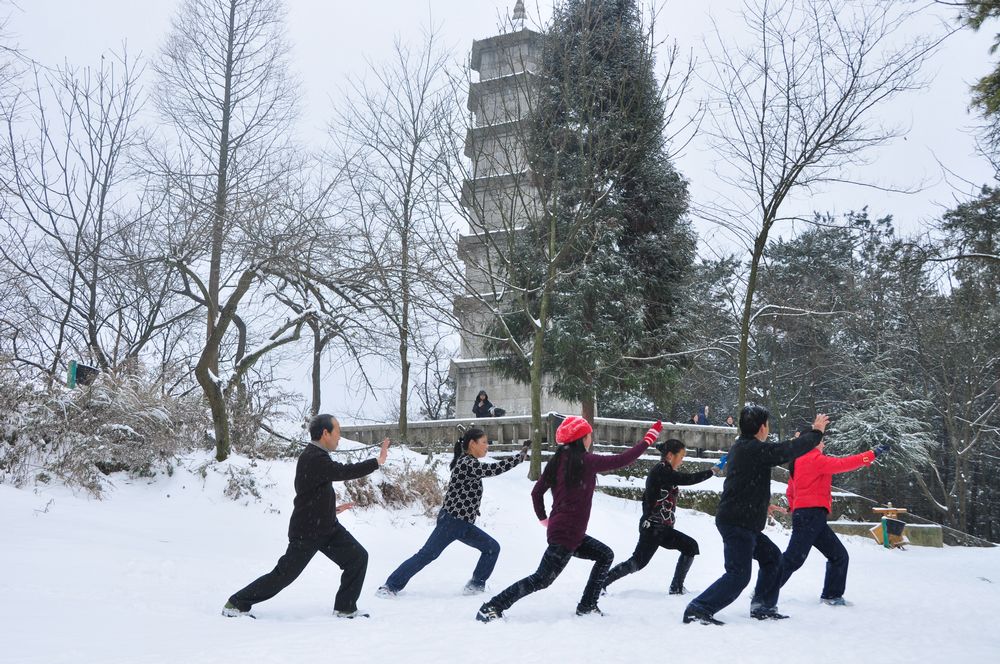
[450,1,579,418]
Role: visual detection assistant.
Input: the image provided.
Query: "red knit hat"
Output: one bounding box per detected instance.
[555,415,593,444]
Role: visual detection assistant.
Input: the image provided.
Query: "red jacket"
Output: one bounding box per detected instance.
[786,447,875,513]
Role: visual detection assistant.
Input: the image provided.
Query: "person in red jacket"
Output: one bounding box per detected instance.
[475,416,662,622]
[778,429,889,605]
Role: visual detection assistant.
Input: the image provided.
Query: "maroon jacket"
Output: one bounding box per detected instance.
[531,440,651,550]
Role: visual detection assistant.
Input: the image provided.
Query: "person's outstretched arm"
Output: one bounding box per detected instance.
[589,422,662,473]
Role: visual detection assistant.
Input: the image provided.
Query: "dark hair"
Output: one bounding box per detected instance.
[541,439,587,489]
[309,414,336,441]
[477,390,488,401]
[739,404,769,438]
[788,426,816,477]
[451,427,487,470]
[655,438,685,458]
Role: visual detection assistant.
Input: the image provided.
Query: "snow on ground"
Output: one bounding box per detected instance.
[2,448,998,664]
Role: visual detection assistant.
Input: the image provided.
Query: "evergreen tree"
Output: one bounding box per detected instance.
[487,0,693,421]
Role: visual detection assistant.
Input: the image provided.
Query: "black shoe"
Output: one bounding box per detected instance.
[750,609,789,620]
[683,608,724,625]
[476,603,503,623]
[221,601,255,618]
[463,580,486,596]
[669,585,689,595]
[575,604,604,616]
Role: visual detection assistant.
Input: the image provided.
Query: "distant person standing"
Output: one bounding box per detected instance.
[222,414,390,619]
[473,390,494,418]
[683,405,828,625]
[725,415,735,428]
[778,430,890,605]
[696,406,710,425]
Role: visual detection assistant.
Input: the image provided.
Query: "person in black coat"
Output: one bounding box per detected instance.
[683,405,828,625]
[603,438,725,595]
[222,414,390,619]
[472,390,494,418]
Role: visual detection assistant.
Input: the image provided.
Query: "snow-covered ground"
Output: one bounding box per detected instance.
[3,447,998,664]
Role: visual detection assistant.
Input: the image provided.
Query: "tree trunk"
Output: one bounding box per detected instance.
[737,231,769,410]
[310,322,323,418]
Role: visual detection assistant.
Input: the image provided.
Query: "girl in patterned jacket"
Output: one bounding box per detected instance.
[603,438,724,596]
[377,428,528,597]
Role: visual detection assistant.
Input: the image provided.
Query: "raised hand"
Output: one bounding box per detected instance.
[812,413,830,433]
[336,502,356,514]
[378,437,390,465]
[874,443,891,458]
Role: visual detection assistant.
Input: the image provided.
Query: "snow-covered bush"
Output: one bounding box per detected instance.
[0,368,208,496]
[344,456,445,517]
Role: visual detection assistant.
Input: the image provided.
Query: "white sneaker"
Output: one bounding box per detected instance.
[462,581,486,595]
[375,586,398,598]
[335,609,371,619]
[821,597,851,607]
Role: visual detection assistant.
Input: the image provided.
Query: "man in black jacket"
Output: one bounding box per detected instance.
[223,414,390,618]
[683,405,828,625]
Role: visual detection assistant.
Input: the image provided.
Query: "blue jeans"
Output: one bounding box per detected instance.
[779,507,849,599]
[384,510,500,591]
[686,523,782,617]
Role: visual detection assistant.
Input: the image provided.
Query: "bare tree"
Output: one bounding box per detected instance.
[152,0,313,460]
[0,52,186,384]
[330,30,458,440]
[699,0,943,409]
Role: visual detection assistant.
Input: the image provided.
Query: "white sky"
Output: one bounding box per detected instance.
[6,0,997,423]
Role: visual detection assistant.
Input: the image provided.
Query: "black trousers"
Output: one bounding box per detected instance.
[487,535,613,612]
[229,522,368,613]
[604,524,699,586]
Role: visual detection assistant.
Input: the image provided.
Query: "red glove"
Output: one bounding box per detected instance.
[643,421,663,446]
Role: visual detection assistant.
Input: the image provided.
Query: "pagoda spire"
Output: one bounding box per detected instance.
[512,0,526,27]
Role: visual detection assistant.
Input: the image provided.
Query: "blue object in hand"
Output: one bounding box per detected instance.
[873,444,891,458]
[715,453,728,470]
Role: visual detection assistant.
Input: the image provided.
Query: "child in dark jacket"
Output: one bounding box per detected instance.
[475,416,662,622]
[779,433,889,605]
[604,439,724,595]
[377,428,528,597]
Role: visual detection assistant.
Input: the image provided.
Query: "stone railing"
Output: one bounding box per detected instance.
[341,414,737,456]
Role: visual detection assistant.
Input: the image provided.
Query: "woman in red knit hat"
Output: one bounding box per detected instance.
[778,429,890,605]
[475,416,662,622]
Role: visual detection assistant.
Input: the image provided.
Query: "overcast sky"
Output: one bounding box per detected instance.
[6,1,997,423]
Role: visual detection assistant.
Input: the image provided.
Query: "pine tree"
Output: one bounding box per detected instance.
[487,0,693,421]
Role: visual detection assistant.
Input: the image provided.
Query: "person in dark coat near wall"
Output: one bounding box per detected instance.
[683,405,829,625]
[222,414,390,619]
[473,390,495,418]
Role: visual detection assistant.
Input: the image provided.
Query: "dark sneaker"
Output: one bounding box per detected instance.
[375,586,398,599]
[221,601,254,618]
[335,609,370,619]
[750,609,789,620]
[683,608,724,625]
[575,604,604,617]
[462,581,486,596]
[821,597,850,607]
[476,603,503,623]
[669,586,689,595]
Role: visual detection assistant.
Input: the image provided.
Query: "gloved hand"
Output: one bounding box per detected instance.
[643,420,664,446]
[715,453,728,471]
[874,444,891,458]
[641,519,653,529]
